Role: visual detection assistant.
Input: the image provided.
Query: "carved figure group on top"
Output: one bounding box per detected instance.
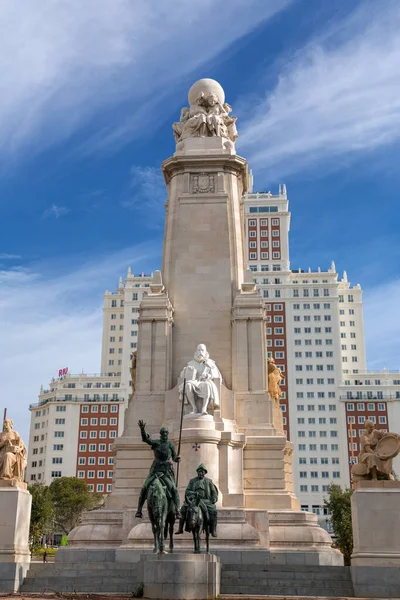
[173,92,238,143]
[351,419,400,481]
[179,344,221,416]
[0,418,27,482]
[267,357,283,403]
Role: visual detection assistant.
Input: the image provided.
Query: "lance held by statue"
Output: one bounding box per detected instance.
[135,420,181,520]
[176,464,218,539]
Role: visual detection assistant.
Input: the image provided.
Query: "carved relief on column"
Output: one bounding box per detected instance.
[192,172,215,194]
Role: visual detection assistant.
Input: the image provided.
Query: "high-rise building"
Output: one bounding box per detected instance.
[101,272,153,391]
[26,372,125,491]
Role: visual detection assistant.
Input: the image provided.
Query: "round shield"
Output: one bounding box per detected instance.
[376,433,400,460]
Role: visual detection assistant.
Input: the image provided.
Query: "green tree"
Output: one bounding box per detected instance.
[324,483,353,565]
[49,477,104,535]
[28,482,54,550]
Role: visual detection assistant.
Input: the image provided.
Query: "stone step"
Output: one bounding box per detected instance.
[28,561,136,572]
[22,583,137,593]
[22,576,139,594]
[221,579,354,588]
[221,570,351,581]
[222,564,351,574]
[222,580,353,588]
[26,568,138,577]
[221,586,354,597]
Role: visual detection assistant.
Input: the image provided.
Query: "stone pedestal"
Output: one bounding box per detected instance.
[351,481,400,597]
[141,553,220,600]
[0,483,32,592]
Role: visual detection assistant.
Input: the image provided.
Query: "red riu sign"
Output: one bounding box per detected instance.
[58,367,68,377]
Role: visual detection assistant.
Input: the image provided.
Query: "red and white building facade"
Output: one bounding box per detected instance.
[27,372,125,493]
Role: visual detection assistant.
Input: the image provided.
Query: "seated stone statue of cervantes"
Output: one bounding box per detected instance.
[179,344,221,416]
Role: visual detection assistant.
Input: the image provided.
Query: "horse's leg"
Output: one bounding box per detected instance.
[206,525,210,554]
[196,527,201,554]
[153,526,158,554]
[149,510,157,554]
[169,518,174,553]
[160,520,166,553]
[192,530,197,554]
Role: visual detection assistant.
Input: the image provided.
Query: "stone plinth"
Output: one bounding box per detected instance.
[0,484,32,592]
[351,482,400,598]
[141,553,220,600]
[268,509,343,566]
[352,481,400,566]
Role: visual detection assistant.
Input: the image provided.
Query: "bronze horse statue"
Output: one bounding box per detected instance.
[186,494,210,554]
[147,474,176,553]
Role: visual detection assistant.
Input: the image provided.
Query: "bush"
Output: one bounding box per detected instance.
[324,483,353,565]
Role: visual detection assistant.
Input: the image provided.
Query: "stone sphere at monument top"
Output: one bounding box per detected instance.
[188,78,225,105]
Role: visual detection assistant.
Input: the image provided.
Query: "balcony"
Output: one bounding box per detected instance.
[340,394,397,401]
[29,396,125,409]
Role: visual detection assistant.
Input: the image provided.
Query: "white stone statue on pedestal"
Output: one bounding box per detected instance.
[179,344,221,416]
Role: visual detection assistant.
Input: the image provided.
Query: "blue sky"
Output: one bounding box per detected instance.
[1,0,400,440]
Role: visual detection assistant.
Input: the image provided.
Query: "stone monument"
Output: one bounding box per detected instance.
[0,417,32,592]
[63,78,341,571]
[351,421,400,597]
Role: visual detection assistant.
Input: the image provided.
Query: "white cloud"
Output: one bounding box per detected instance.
[0,0,292,163]
[121,166,166,227]
[364,279,400,370]
[0,244,158,443]
[239,1,400,179]
[0,253,21,260]
[42,204,69,219]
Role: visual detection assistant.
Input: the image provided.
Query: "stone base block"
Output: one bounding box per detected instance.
[0,560,30,592]
[66,508,124,548]
[56,546,117,563]
[268,509,343,566]
[0,485,31,591]
[351,484,400,566]
[141,553,220,600]
[352,565,400,598]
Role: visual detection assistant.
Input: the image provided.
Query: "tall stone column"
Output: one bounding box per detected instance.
[161,140,247,391]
